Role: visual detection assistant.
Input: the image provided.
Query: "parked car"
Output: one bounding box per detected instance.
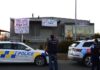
[68,39,100,67]
[0,41,49,66]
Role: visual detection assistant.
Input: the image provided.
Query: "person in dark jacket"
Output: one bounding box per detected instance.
[91,38,100,70]
[47,34,59,70]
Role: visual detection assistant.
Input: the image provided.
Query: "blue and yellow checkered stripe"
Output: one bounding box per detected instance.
[0,51,16,58]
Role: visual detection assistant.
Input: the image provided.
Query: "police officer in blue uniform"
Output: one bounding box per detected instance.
[91,38,100,70]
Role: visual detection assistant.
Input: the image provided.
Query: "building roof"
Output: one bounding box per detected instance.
[0,29,9,32]
[10,17,94,25]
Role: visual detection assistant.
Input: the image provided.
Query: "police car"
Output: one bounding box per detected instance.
[0,41,49,66]
[68,39,100,67]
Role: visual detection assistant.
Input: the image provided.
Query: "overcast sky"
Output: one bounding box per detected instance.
[0,0,100,33]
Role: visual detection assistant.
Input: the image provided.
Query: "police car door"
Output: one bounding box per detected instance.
[0,43,15,62]
[12,43,34,62]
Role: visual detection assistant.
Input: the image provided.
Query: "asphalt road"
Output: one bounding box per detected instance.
[0,60,90,70]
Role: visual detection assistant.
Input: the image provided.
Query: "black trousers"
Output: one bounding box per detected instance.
[91,62,100,70]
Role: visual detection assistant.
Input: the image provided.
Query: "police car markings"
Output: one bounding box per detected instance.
[0,51,16,58]
[15,51,34,56]
[33,52,41,58]
[0,51,35,58]
[0,51,45,59]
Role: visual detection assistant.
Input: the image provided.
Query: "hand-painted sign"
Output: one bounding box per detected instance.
[14,18,29,34]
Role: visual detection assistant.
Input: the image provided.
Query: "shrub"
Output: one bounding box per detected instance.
[58,38,74,53]
[38,42,47,50]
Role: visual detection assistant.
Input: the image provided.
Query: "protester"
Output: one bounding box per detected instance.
[91,38,100,70]
[46,34,59,70]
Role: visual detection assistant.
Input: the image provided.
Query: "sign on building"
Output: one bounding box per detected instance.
[42,19,57,27]
[14,18,29,34]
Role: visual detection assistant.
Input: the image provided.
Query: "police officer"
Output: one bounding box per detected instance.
[47,34,59,70]
[91,38,100,70]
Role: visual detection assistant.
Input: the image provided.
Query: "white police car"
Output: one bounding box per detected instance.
[68,39,100,67]
[0,41,49,66]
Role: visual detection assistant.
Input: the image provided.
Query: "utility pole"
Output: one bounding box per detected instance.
[74,0,77,40]
[32,13,34,18]
[21,33,23,42]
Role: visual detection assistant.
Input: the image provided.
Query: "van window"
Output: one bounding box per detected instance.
[83,42,94,47]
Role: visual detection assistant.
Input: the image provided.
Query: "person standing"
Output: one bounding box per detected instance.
[91,38,100,70]
[47,34,59,70]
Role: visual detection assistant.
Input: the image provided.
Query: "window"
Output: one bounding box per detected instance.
[70,42,80,47]
[83,42,94,47]
[0,43,12,49]
[12,44,27,50]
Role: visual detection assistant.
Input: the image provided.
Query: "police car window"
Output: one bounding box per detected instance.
[70,42,79,47]
[83,42,94,47]
[12,44,26,50]
[0,43,11,49]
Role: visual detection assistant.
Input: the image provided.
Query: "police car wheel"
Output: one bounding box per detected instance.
[84,55,92,67]
[35,56,45,66]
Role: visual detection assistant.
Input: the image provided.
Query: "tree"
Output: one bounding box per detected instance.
[92,33,100,38]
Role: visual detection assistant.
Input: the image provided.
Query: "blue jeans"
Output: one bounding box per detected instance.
[48,54,58,70]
